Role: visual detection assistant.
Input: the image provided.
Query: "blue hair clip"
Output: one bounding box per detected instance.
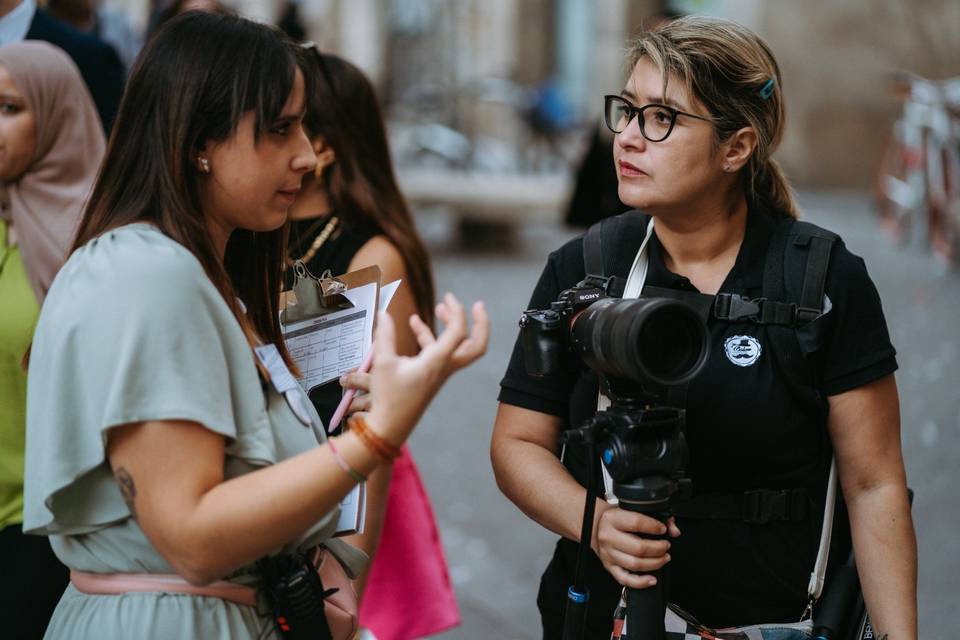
[759,78,776,100]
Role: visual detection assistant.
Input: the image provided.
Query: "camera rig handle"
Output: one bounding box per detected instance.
[560,385,692,640]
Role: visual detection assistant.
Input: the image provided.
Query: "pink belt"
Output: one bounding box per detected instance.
[70,570,258,607]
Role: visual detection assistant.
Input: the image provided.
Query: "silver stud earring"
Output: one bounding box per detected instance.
[199,157,211,173]
[723,164,733,173]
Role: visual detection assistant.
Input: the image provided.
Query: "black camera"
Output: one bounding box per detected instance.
[520,275,709,389]
[519,275,710,640]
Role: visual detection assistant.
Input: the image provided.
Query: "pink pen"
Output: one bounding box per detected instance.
[327,349,375,433]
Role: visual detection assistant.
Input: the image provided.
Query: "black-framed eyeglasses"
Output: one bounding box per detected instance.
[603,94,713,142]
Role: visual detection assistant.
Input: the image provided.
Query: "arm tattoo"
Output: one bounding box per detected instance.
[114,467,138,520]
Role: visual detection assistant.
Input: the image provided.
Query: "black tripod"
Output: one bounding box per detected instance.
[561,379,691,640]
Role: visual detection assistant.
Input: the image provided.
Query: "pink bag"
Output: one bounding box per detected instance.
[312,546,360,640]
[359,446,461,640]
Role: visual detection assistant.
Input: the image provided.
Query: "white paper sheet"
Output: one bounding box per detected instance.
[281,281,377,393]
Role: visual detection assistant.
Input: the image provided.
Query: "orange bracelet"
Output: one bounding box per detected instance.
[348,415,400,462]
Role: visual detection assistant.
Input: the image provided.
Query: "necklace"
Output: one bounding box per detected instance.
[291,215,339,265]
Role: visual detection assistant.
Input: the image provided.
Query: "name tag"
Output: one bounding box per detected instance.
[255,344,313,427]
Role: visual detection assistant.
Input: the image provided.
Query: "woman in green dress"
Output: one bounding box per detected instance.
[0,41,106,639]
[22,12,488,640]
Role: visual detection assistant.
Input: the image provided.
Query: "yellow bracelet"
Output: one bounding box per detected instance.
[348,415,400,463]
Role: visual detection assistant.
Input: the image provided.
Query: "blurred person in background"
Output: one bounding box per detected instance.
[22,12,486,640]
[46,0,143,73]
[146,0,228,37]
[0,0,124,132]
[287,46,460,640]
[0,40,105,639]
[276,0,306,42]
[493,16,916,639]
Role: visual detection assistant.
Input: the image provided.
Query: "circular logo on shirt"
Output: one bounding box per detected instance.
[724,335,762,367]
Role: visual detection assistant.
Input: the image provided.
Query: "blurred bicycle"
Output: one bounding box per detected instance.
[875,72,960,266]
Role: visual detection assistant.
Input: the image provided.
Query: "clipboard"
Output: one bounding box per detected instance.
[280,262,382,398]
[279,261,383,538]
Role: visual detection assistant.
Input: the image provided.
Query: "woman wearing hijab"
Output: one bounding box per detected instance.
[0,40,105,640]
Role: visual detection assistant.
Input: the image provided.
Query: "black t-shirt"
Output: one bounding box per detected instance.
[498,207,897,633]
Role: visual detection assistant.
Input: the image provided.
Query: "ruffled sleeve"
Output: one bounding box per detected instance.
[23,226,246,534]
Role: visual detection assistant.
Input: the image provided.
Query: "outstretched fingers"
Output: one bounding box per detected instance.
[431,293,469,355]
[394,294,488,377]
[450,301,489,367]
[373,311,398,367]
[409,313,435,350]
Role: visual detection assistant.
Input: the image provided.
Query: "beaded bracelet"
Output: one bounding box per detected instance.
[327,438,366,483]
[348,415,400,463]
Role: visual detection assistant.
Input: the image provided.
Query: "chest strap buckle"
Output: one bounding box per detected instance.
[714,293,762,321]
[715,293,821,327]
[743,488,810,524]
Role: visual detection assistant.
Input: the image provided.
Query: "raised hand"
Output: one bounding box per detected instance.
[365,293,489,445]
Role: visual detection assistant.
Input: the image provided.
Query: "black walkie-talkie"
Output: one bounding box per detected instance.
[259,553,335,640]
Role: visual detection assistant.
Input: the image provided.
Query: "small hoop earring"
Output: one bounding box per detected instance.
[199,157,211,173]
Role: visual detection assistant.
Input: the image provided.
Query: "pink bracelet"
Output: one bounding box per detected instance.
[327,439,366,483]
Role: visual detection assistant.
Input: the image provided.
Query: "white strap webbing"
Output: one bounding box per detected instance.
[808,457,838,601]
[598,218,656,502]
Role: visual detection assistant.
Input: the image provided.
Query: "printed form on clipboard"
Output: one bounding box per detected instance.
[280,264,401,536]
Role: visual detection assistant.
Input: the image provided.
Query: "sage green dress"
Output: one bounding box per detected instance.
[23,224,364,639]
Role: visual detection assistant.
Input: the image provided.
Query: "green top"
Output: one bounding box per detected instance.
[0,220,40,528]
[24,224,362,639]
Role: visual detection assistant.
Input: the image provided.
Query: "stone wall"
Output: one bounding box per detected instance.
[756,0,960,188]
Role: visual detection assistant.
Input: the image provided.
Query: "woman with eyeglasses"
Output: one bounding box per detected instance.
[491,16,916,640]
[286,47,459,640]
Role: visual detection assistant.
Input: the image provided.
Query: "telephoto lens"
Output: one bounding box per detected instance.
[570,297,709,387]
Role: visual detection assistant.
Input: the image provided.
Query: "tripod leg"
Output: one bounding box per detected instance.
[622,568,665,640]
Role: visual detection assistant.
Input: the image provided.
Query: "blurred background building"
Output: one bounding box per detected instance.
[95,0,960,196]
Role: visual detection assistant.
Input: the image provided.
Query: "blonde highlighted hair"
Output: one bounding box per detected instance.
[629,16,798,218]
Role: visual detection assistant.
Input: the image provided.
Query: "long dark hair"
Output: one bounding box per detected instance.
[300,49,436,325]
[72,12,299,368]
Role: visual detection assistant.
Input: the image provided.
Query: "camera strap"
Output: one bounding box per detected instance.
[590,215,656,500]
[582,211,653,298]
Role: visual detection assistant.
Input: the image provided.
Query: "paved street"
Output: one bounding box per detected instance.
[406,190,957,639]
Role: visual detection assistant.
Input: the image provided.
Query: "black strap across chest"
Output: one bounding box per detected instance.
[715,219,838,327]
[582,212,838,329]
[580,211,838,523]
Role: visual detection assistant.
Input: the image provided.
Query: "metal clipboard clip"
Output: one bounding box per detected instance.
[281,260,354,324]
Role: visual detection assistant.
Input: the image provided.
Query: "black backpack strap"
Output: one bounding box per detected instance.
[793,221,838,321]
[765,219,839,320]
[762,218,839,419]
[671,488,812,524]
[582,211,651,297]
[716,219,838,328]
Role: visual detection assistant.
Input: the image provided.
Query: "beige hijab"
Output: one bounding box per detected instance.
[0,41,105,302]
